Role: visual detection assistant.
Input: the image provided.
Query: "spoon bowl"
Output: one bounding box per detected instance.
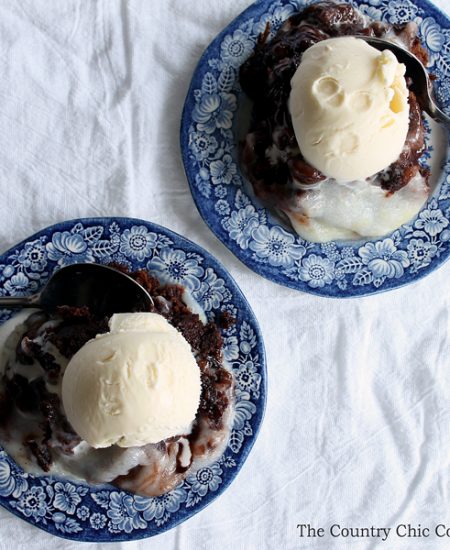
[357,35,450,129]
[0,263,154,316]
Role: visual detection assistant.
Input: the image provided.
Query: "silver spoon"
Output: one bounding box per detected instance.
[357,36,450,129]
[0,263,154,316]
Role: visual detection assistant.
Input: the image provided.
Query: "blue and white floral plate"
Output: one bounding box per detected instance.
[0,218,266,542]
[181,0,450,297]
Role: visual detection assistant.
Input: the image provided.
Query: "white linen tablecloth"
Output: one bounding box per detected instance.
[0,1,449,548]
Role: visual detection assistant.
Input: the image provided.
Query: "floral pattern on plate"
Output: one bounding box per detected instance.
[0,218,266,541]
[181,0,450,297]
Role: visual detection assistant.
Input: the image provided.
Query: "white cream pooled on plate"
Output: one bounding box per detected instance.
[286,172,428,242]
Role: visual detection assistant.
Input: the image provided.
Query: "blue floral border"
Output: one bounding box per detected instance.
[181,0,450,297]
[0,217,266,542]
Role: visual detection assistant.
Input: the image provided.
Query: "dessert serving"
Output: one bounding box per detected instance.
[0,219,265,540]
[182,0,448,295]
[0,266,234,498]
[240,1,431,242]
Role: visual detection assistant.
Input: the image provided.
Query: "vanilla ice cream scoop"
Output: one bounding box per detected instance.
[289,37,410,181]
[62,312,201,448]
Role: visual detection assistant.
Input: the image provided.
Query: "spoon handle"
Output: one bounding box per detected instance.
[0,295,40,308]
[429,102,450,129]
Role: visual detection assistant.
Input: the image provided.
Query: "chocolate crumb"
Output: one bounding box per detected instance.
[24,435,53,472]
